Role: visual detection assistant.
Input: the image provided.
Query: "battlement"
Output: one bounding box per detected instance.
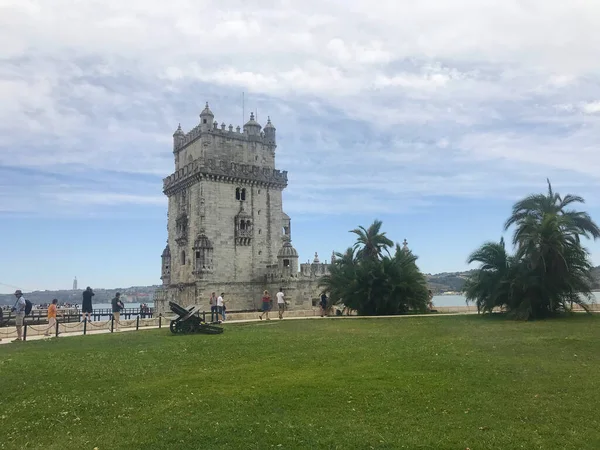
[163,157,288,194]
[174,104,276,152]
[264,260,331,282]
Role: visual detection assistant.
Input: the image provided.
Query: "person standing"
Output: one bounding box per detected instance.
[82,287,94,323]
[216,293,225,322]
[209,292,218,322]
[111,292,124,331]
[320,292,328,317]
[259,290,272,320]
[276,288,285,320]
[12,290,26,342]
[45,299,59,337]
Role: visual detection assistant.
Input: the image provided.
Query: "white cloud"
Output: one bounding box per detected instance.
[2,0,600,216]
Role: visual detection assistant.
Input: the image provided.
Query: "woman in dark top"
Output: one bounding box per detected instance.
[82,286,94,322]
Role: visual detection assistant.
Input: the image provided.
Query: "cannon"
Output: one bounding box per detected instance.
[168,301,224,335]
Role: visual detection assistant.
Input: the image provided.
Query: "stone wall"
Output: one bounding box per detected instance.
[154,278,325,315]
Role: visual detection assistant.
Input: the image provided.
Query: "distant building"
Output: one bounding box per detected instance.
[154,103,330,313]
[73,277,78,291]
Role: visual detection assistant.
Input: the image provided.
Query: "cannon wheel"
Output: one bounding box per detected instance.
[170,320,181,334]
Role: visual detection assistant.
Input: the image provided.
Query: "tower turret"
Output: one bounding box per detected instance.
[199,102,214,132]
[243,112,261,136]
[173,123,185,151]
[277,238,299,275]
[264,116,276,146]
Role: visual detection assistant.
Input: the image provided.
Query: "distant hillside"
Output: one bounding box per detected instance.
[425,270,475,294]
[427,266,600,293]
[3,266,600,305]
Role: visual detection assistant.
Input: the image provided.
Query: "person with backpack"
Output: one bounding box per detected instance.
[11,289,29,342]
[111,292,125,331]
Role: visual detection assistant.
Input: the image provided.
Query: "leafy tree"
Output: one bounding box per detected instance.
[465,180,598,319]
[320,220,428,315]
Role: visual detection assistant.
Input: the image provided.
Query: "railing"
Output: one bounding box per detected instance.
[0,313,164,341]
[0,307,154,327]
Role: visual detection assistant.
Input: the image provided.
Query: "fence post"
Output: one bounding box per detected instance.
[23,322,27,341]
[203,311,206,322]
[111,315,114,333]
[159,314,162,329]
[84,319,87,336]
[136,316,140,331]
[55,318,59,337]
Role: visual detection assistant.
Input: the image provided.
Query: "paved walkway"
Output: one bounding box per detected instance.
[0,312,478,345]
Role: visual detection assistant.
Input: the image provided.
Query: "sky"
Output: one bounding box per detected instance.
[2,0,600,293]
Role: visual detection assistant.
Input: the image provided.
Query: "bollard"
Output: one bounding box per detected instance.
[136,316,140,331]
[111,315,114,333]
[159,314,162,329]
[23,322,27,341]
[84,319,87,336]
[55,318,59,337]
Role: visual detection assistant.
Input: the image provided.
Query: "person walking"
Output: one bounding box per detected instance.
[111,292,124,331]
[276,288,285,319]
[45,299,59,337]
[82,287,94,323]
[259,290,272,320]
[216,293,225,322]
[319,292,328,317]
[209,292,218,322]
[12,290,26,342]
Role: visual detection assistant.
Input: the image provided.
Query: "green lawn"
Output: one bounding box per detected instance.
[2,315,600,449]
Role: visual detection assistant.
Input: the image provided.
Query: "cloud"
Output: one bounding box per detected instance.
[2,0,600,217]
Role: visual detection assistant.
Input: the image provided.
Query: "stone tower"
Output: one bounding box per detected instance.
[156,103,305,311]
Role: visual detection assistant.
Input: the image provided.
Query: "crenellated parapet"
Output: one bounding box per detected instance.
[163,157,288,195]
[173,109,276,153]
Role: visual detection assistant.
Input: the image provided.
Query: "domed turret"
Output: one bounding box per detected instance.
[200,102,214,132]
[277,239,299,274]
[243,112,261,136]
[264,116,276,145]
[172,123,185,150]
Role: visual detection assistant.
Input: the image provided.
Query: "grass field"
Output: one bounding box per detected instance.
[1,315,600,449]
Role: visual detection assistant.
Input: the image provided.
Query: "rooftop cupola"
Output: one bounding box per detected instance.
[199,102,214,132]
[243,112,261,136]
[264,116,276,145]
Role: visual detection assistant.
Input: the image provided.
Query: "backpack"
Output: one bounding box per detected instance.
[24,299,33,315]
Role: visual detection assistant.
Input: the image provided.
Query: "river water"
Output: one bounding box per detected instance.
[80,293,600,310]
[431,292,600,307]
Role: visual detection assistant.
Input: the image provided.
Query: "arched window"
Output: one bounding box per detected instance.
[181,251,186,265]
[283,259,290,267]
[240,220,246,230]
[235,188,241,201]
[245,220,251,229]
[241,188,246,201]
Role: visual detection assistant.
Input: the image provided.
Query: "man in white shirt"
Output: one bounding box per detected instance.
[217,293,224,322]
[276,288,285,320]
[12,290,26,342]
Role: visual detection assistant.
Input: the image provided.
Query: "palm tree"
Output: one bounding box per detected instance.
[320,222,429,315]
[505,179,600,243]
[466,180,599,319]
[464,238,514,313]
[350,219,394,260]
